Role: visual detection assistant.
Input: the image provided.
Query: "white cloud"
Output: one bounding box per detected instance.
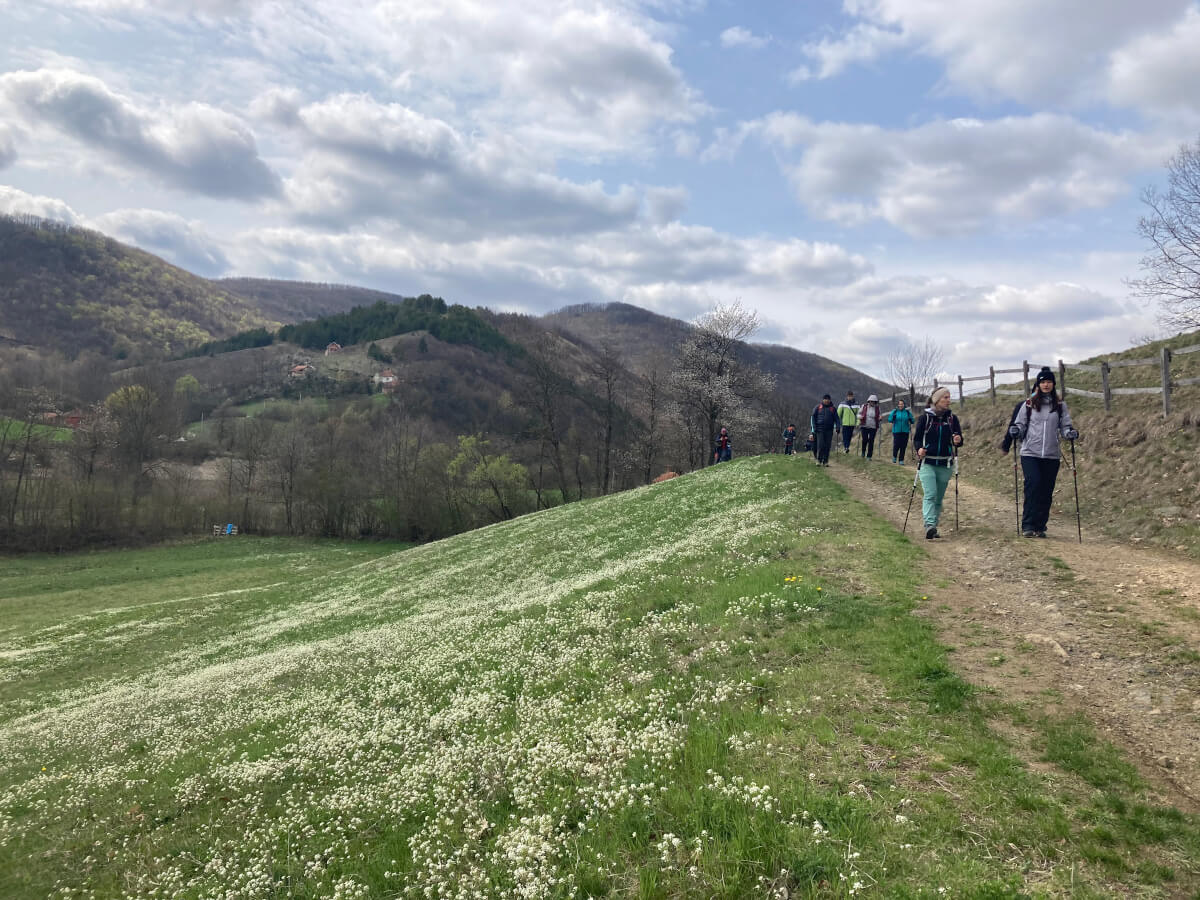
[0,68,280,199]
[0,127,16,170]
[789,22,908,82]
[809,0,1192,106]
[0,184,82,223]
[720,26,770,49]
[755,112,1170,236]
[92,208,230,276]
[280,94,643,237]
[1107,6,1200,118]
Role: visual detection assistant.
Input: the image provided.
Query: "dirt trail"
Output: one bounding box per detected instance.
[823,455,1200,810]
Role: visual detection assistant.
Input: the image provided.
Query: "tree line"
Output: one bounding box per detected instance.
[0,302,805,551]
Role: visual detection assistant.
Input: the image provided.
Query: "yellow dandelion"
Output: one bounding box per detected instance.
[816,587,822,592]
[921,596,928,600]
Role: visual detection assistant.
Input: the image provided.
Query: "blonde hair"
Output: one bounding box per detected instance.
[930,387,951,404]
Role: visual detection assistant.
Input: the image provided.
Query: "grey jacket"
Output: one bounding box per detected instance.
[1013,400,1074,459]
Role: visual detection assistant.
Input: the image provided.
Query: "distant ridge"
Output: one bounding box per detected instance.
[0,215,276,360]
[216,277,415,325]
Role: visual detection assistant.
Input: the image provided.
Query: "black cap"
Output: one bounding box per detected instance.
[822,393,832,400]
[1036,366,1056,386]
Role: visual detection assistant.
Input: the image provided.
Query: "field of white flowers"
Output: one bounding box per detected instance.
[2,457,1197,898]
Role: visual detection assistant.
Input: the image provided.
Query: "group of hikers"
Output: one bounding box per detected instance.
[726,367,1081,542]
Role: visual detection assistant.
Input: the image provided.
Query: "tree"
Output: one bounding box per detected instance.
[1131,135,1200,332]
[672,301,776,466]
[883,337,946,394]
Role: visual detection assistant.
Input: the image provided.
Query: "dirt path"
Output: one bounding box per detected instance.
[823,455,1200,811]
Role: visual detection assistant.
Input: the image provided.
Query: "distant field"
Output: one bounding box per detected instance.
[1,460,1196,898]
[0,417,73,443]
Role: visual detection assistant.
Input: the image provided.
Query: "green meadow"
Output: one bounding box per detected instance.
[1,458,1196,898]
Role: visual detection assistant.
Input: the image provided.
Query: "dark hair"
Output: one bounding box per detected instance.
[1032,384,1062,414]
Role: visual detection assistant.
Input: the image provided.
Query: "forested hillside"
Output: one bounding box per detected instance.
[216,277,412,324]
[0,216,276,359]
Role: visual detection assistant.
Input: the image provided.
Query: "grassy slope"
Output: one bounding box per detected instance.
[0,460,1196,898]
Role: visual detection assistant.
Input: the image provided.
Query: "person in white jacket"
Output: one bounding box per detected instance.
[858,395,882,459]
[1008,367,1079,538]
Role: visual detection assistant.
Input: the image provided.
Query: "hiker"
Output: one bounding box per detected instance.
[888,399,914,464]
[782,423,798,455]
[713,427,732,463]
[858,395,882,459]
[836,391,859,453]
[1008,367,1079,538]
[913,387,963,539]
[810,394,838,466]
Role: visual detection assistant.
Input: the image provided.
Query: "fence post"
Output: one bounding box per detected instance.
[989,365,996,404]
[1058,359,1066,397]
[891,391,897,409]
[909,384,916,410]
[1161,347,1172,418]
[1100,361,1111,412]
[1022,360,1030,396]
[957,374,964,406]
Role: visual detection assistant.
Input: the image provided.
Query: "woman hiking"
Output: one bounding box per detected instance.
[1008,367,1079,538]
[858,395,882,459]
[913,387,963,540]
[888,399,914,464]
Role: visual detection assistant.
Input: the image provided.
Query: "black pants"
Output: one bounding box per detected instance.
[815,430,833,463]
[841,426,854,451]
[859,427,877,458]
[784,442,795,455]
[892,432,909,462]
[1021,456,1061,532]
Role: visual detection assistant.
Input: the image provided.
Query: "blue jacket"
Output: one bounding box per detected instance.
[887,408,913,434]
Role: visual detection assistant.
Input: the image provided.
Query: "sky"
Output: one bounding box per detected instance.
[2,0,1199,381]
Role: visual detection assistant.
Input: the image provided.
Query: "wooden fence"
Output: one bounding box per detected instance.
[869,342,1200,419]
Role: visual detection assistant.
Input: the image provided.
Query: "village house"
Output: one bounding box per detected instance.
[324,342,342,356]
[373,368,399,392]
[289,364,314,378]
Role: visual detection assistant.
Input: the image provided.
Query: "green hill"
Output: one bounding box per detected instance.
[0,215,277,360]
[2,458,1195,897]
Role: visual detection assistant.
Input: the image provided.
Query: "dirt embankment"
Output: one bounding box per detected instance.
[824,456,1200,811]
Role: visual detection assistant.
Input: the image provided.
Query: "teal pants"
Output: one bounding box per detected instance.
[919,463,954,528]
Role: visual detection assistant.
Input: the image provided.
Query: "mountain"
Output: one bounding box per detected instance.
[543,302,896,404]
[0,215,278,360]
[214,277,414,324]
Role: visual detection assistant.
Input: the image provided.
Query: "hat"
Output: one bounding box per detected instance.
[822,393,832,400]
[1036,366,1056,386]
[930,386,951,404]
[867,394,878,402]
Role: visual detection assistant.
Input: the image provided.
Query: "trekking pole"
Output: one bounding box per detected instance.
[952,444,959,532]
[1012,439,1021,536]
[1070,438,1082,544]
[902,461,922,534]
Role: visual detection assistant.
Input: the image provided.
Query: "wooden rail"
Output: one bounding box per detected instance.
[869,342,1200,419]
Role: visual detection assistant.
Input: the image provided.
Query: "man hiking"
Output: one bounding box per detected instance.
[836,390,859,453]
[810,394,837,466]
[713,427,732,464]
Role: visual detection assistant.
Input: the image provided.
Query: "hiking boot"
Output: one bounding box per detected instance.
[925,526,939,540]
[1022,530,1037,538]
[1036,531,1047,538]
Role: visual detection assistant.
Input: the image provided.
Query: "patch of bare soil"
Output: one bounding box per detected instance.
[825,456,1200,812]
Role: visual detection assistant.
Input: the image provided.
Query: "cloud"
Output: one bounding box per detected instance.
[804,0,1192,106]
[0,128,16,170]
[720,26,770,49]
[92,208,230,276]
[789,23,908,82]
[754,112,1169,236]
[1107,6,1200,118]
[0,184,82,223]
[0,68,281,200]
[280,94,644,237]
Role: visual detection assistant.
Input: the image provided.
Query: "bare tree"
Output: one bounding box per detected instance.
[591,340,622,494]
[883,337,947,394]
[672,301,776,465]
[1130,135,1200,332]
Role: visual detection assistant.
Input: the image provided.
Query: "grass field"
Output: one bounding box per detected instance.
[1,458,1196,898]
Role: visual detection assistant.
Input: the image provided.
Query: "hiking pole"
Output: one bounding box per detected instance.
[1012,439,1021,536]
[1070,438,1082,544]
[952,444,959,532]
[902,460,922,534]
